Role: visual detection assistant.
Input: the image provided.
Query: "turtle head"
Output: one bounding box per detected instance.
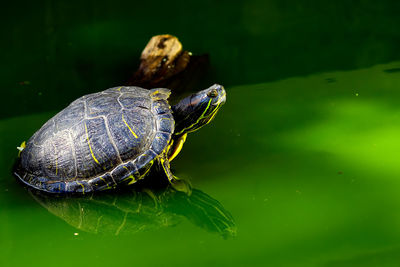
[172,84,226,136]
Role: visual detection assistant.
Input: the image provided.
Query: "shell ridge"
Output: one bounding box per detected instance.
[68,129,78,179]
[16,86,176,193]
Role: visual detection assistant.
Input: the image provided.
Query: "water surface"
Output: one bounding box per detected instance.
[2,1,400,266]
[2,62,400,266]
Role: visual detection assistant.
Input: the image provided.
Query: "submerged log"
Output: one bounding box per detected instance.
[128,34,209,94]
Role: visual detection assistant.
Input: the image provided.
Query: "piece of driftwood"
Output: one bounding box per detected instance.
[128,34,209,94]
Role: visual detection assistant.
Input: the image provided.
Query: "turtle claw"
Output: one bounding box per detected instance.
[170,177,192,196]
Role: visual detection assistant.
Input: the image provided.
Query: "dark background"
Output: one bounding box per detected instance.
[2,0,400,118]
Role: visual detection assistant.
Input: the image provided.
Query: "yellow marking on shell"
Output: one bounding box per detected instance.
[127,175,136,185]
[99,176,114,190]
[99,178,113,190]
[142,161,153,177]
[85,122,100,165]
[122,114,138,139]
[117,87,122,91]
[150,89,171,100]
[76,181,85,194]
[135,159,154,180]
[168,133,187,161]
[17,141,26,157]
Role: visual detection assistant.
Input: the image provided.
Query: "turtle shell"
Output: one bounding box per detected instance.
[15,86,175,193]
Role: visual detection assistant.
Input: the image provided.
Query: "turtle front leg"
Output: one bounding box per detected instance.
[159,156,192,195]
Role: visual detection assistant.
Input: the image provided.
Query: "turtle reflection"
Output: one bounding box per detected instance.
[30,186,236,238]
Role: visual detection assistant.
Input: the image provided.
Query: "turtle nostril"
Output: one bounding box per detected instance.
[207,89,218,98]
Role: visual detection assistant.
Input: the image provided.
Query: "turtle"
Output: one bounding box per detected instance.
[29,185,237,238]
[14,84,226,194]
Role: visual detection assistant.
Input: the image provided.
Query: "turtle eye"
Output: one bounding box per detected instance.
[207,89,218,98]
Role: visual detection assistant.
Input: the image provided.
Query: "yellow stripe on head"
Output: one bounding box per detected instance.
[175,99,212,136]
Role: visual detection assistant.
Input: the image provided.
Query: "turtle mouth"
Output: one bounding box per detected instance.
[213,90,226,106]
[210,85,226,107]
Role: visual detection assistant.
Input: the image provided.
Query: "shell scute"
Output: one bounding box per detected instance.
[15,86,175,193]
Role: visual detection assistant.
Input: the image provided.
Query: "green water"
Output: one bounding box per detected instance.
[2,1,400,266]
